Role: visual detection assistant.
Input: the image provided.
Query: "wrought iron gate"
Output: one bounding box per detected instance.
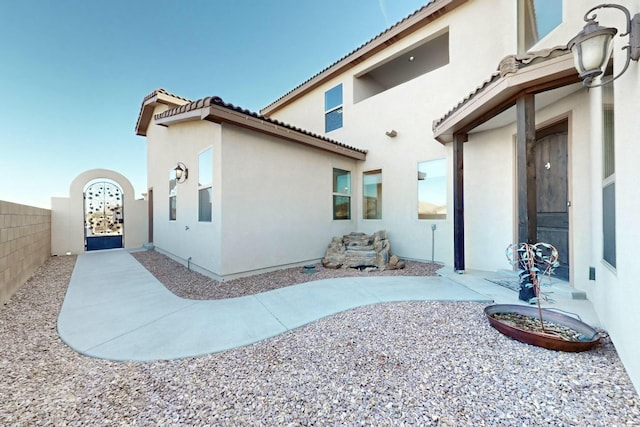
[84,181,124,251]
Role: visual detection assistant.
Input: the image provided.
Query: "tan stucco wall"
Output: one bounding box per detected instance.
[219,125,359,277]
[527,0,640,392]
[445,0,640,392]
[266,0,518,265]
[579,0,640,390]
[0,201,51,304]
[146,115,223,277]
[145,109,360,279]
[140,0,640,390]
[51,169,148,255]
[263,0,640,391]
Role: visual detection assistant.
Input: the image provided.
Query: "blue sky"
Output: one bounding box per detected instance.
[0,0,427,208]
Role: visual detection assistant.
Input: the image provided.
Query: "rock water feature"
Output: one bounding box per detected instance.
[322,230,405,271]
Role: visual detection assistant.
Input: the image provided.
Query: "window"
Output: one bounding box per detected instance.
[602,67,616,267]
[169,169,177,221]
[198,148,213,222]
[325,84,343,132]
[519,0,563,52]
[418,159,447,220]
[333,168,351,220]
[363,169,382,219]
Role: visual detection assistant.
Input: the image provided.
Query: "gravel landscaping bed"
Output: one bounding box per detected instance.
[131,250,442,300]
[1,255,639,425]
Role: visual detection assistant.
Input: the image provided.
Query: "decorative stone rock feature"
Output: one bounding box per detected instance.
[322,230,404,270]
[387,255,406,270]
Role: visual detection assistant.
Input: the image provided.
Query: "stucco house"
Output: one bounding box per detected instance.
[136,0,640,390]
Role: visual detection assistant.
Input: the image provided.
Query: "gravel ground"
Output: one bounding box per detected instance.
[1,255,639,426]
[131,250,442,300]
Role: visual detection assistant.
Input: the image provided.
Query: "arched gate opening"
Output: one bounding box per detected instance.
[84,180,124,251]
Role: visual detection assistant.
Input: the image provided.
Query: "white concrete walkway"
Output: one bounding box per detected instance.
[57,250,491,361]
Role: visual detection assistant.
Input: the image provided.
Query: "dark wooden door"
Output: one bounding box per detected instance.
[535,122,569,280]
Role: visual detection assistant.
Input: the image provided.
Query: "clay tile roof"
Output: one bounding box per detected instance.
[143,88,191,104]
[135,88,192,136]
[154,95,367,156]
[432,46,571,133]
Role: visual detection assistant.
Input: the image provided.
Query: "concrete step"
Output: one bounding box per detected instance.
[494,269,587,300]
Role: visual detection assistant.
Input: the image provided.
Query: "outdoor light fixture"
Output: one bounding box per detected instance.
[385,130,398,137]
[174,162,188,183]
[568,3,640,87]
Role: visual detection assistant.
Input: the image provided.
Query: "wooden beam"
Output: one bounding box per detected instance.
[516,94,537,244]
[433,55,581,144]
[453,132,466,272]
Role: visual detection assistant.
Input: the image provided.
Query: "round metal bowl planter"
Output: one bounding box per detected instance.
[484,304,601,352]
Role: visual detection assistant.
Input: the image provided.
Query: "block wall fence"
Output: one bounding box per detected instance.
[0,201,51,304]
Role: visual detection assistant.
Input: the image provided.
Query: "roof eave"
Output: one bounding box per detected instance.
[204,105,366,160]
[433,53,580,144]
[154,103,367,161]
[135,91,191,136]
[260,0,467,116]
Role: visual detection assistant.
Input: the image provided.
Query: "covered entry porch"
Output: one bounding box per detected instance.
[432,48,582,281]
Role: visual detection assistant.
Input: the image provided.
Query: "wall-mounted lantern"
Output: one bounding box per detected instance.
[174,162,188,184]
[568,3,639,87]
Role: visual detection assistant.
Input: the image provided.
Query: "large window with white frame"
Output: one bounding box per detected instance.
[333,168,351,220]
[325,84,343,132]
[418,159,447,220]
[518,0,563,53]
[363,169,382,219]
[198,147,213,222]
[169,169,177,221]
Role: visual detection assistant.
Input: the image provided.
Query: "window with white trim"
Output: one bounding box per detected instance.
[169,169,177,221]
[602,67,616,268]
[325,84,343,132]
[198,147,213,222]
[333,168,351,220]
[363,169,382,219]
[418,159,447,220]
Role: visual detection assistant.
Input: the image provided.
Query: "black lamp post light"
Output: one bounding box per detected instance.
[568,3,640,87]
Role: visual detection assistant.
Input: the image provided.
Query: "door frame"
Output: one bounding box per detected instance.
[513,113,573,283]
